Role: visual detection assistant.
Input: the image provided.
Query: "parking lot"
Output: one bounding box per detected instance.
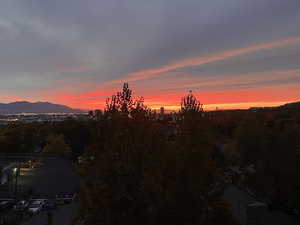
[0,157,80,225]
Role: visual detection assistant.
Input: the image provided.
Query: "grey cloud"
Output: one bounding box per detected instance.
[173,45,300,76]
[0,0,300,96]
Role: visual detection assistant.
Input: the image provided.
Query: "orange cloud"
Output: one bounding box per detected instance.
[17,38,300,111]
[59,37,300,91]
[0,94,24,103]
[142,84,300,111]
[204,101,289,110]
[17,78,298,112]
[150,69,300,91]
[46,88,119,109]
[41,68,300,110]
[125,37,300,82]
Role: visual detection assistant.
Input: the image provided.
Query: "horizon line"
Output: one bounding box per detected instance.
[0,99,298,112]
[81,100,299,112]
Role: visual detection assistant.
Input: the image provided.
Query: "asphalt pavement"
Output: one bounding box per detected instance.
[25,157,80,225]
[223,184,300,225]
[18,158,80,195]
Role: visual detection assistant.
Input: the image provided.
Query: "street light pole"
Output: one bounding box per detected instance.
[14,164,19,199]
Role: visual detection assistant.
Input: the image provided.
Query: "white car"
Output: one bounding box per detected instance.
[14,200,29,211]
[28,200,45,214]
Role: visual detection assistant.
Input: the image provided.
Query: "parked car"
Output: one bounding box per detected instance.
[0,199,15,211]
[283,207,300,216]
[14,200,29,211]
[56,198,66,205]
[44,200,58,210]
[55,193,77,204]
[67,193,78,202]
[265,197,290,212]
[28,200,46,214]
[30,193,48,201]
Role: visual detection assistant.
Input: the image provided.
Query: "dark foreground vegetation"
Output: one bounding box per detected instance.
[1,83,300,225]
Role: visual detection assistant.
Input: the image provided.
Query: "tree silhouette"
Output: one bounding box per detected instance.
[105,83,134,116]
[131,97,151,120]
[43,134,71,156]
[106,94,119,114]
[118,83,134,115]
[181,90,203,114]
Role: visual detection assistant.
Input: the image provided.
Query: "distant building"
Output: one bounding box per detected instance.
[160,107,165,115]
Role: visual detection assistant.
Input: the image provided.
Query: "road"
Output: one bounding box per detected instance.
[223,185,300,225]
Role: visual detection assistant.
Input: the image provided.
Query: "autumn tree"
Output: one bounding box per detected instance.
[0,123,41,153]
[105,83,151,120]
[130,97,151,121]
[77,86,237,225]
[105,94,119,114]
[105,83,133,116]
[43,134,71,156]
[180,90,203,114]
[118,83,134,115]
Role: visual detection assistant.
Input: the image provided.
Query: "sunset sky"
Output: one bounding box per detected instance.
[0,0,300,110]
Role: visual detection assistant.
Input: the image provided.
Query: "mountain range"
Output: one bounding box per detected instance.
[0,101,83,114]
[280,101,300,110]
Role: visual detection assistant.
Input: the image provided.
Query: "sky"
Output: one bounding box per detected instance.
[0,0,300,110]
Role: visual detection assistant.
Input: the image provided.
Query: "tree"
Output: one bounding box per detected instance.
[77,85,238,225]
[105,83,134,116]
[43,134,71,156]
[105,83,148,119]
[180,90,203,114]
[131,97,151,121]
[118,83,134,115]
[106,94,119,114]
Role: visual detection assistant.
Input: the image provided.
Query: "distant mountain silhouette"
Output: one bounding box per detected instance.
[279,101,300,110]
[0,101,83,114]
[249,101,300,111]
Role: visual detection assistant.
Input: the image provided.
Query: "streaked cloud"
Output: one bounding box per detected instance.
[0,0,300,109]
[153,69,300,91]
[125,37,300,82]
